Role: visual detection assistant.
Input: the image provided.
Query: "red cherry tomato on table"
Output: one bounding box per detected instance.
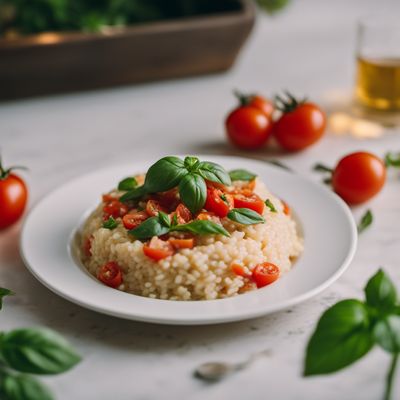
[273,94,326,151]
[226,107,273,150]
[332,152,386,204]
[204,187,234,218]
[0,161,28,230]
[143,237,175,261]
[98,261,123,288]
[234,91,274,119]
[252,262,280,288]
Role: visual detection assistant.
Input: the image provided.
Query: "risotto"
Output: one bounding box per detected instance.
[80,156,303,300]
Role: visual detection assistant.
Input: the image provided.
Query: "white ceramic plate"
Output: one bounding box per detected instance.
[21,155,357,325]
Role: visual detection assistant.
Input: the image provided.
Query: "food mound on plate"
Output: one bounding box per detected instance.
[80,156,303,301]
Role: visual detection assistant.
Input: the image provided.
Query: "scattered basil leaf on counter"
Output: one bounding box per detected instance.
[227,208,265,225]
[0,287,14,310]
[304,268,400,400]
[357,209,373,234]
[102,216,118,230]
[197,161,231,186]
[178,173,207,214]
[1,373,54,400]
[128,216,170,240]
[385,152,400,168]
[118,177,138,191]
[158,211,171,228]
[265,199,277,213]
[229,169,257,181]
[173,220,230,237]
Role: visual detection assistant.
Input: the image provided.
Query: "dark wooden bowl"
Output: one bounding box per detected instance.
[0,0,255,100]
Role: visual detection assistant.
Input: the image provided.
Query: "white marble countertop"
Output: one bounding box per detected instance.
[1,0,399,399]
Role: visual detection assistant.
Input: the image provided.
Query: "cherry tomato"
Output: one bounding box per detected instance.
[122,211,148,230]
[0,163,28,230]
[248,95,274,118]
[98,261,123,288]
[252,262,280,288]
[233,193,264,215]
[204,187,234,218]
[156,188,180,211]
[226,107,273,150]
[171,203,192,224]
[274,102,326,151]
[146,199,166,217]
[103,200,129,220]
[143,237,174,261]
[332,152,386,204]
[83,235,93,257]
[169,237,194,249]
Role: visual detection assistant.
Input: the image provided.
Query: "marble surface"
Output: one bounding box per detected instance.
[1,0,399,398]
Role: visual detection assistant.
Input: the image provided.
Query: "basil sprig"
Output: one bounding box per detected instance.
[304,269,400,400]
[229,169,257,181]
[119,156,231,214]
[0,287,13,310]
[227,208,265,225]
[102,216,118,230]
[129,211,229,240]
[265,199,277,213]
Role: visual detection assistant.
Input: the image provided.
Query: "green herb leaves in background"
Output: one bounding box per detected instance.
[228,169,257,182]
[227,208,265,225]
[120,156,231,215]
[0,291,81,400]
[358,209,373,234]
[117,177,137,191]
[265,199,277,213]
[102,216,118,230]
[0,287,14,310]
[385,152,400,168]
[304,268,400,400]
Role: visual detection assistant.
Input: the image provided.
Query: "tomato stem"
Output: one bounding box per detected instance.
[274,91,306,113]
[313,163,333,174]
[233,89,254,107]
[0,155,28,180]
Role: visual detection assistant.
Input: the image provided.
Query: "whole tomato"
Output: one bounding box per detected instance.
[332,152,386,204]
[273,93,326,151]
[0,159,28,229]
[225,91,274,150]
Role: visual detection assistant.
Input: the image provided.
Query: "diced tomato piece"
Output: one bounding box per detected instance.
[146,199,167,217]
[83,235,93,257]
[157,188,180,210]
[170,203,192,225]
[204,187,234,218]
[233,193,264,215]
[169,237,194,249]
[252,262,280,288]
[98,261,123,288]
[231,263,250,278]
[282,200,291,216]
[103,200,129,220]
[196,211,221,223]
[122,211,148,230]
[143,237,175,261]
[102,194,116,202]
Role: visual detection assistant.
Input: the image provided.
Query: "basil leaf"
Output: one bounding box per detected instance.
[197,161,231,186]
[229,169,257,181]
[102,216,118,230]
[265,199,277,213]
[119,185,147,203]
[0,287,14,310]
[128,217,170,240]
[304,299,374,375]
[0,328,81,375]
[384,152,400,168]
[118,177,137,191]
[158,211,171,228]
[184,156,200,171]
[1,373,54,400]
[144,156,187,193]
[358,209,373,234]
[173,220,230,237]
[373,315,400,354]
[178,174,207,214]
[364,269,397,312]
[227,208,265,225]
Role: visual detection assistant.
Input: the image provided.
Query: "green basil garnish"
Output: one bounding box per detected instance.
[102,216,118,230]
[0,287,14,310]
[358,209,373,234]
[385,152,400,168]
[129,216,170,240]
[173,220,230,237]
[1,373,54,400]
[364,269,397,312]
[178,173,207,214]
[158,211,171,228]
[265,199,277,213]
[184,156,200,171]
[119,185,147,203]
[197,161,231,186]
[118,177,138,191]
[227,208,265,225]
[229,169,257,181]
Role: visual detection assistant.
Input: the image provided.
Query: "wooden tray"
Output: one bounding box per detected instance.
[0,0,255,100]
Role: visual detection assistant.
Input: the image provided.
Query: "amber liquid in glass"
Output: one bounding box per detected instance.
[356,57,400,110]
